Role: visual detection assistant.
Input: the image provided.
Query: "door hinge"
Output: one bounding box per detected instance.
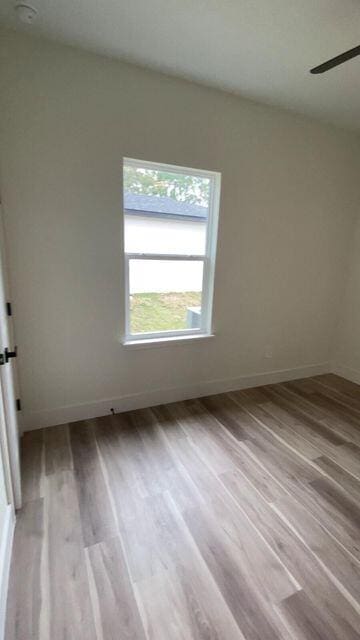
[4,346,17,363]
[6,302,12,316]
[16,398,21,411]
[0,353,4,366]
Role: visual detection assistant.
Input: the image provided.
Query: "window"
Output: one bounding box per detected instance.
[122,158,221,343]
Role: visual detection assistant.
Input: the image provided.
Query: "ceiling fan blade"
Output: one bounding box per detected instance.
[310,44,360,74]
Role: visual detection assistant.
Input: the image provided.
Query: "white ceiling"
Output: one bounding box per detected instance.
[1,0,360,130]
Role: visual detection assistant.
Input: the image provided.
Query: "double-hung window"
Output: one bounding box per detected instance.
[122,158,221,343]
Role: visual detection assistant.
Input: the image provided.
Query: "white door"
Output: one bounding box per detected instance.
[0,205,21,509]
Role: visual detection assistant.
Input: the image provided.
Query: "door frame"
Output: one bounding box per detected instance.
[0,204,21,509]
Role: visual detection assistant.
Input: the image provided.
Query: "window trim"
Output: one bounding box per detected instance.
[122,158,221,344]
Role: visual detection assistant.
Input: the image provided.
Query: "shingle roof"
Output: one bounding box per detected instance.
[124,192,207,220]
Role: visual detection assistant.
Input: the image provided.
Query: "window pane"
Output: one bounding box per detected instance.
[124,164,210,255]
[124,214,206,255]
[129,259,203,334]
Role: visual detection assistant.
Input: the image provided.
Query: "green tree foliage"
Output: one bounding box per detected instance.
[124,166,209,206]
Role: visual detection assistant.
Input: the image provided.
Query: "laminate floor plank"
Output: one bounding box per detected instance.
[117,406,296,612]
[260,385,349,448]
[134,492,260,640]
[281,384,360,445]
[266,385,360,476]
[310,476,360,534]
[170,399,238,474]
[221,467,360,633]
[129,407,184,494]
[315,374,360,400]
[314,455,360,501]
[20,429,44,503]
[86,536,147,640]
[308,393,360,438]
[292,377,360,415]
[273,493,360,606]
[278,589,360,640]
[94,413,149,527]
[201,393,321,489]
[70,419,117,546]
[220,411,322,496]
[326,442,360,480]
[44,423,72,475]
[294,482,360,562]
[203,398,360,561]
[135,567,229,640]
[160,399,288,508]
[133,407,298,637]
[45,470,97,640]
[181,503,291,640]
[270,383,330,422]
[95,410,197,527]
[262,399,349,461]
[200,394,250,441]
[282,378,318,396]
[5,499,44,640]
[155,496,276,639]
[248,450,360,563]
[164,437,298,606]
[232,390,321,460]
[221,465,323,582]
[7,373,360,640]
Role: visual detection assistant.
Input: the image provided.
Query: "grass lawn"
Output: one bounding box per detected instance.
[130,291,201,333]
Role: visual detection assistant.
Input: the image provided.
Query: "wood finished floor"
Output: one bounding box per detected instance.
[6,373,360,640]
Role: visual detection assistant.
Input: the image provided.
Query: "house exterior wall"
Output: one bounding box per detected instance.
[125,215,205,293]
[124,214,206,255]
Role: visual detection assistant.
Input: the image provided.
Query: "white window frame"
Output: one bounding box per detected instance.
[122,158,221,344]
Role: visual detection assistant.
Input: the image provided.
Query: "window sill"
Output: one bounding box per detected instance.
[122,333,215,350]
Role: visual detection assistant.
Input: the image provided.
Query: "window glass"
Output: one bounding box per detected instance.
[124,214,207,255]
[129,259,203,334]
[124,166,209,255]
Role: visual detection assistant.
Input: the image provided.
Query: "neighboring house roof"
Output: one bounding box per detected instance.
[124,192,207,221]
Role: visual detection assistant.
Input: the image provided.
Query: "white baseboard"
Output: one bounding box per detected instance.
[0,505,14,640]
[23,361,330,431]
[331,362,360,386]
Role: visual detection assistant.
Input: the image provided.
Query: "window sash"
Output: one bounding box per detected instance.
[124,254,207,341]
[124,156,215,181]
[125,253,204,261]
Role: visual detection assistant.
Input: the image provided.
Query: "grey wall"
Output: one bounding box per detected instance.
[0,29,359,429]
[335,213,360,382]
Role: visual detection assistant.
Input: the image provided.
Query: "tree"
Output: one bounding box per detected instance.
[124,166,209,206]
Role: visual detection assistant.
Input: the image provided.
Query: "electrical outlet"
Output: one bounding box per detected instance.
[264,346,273,359]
